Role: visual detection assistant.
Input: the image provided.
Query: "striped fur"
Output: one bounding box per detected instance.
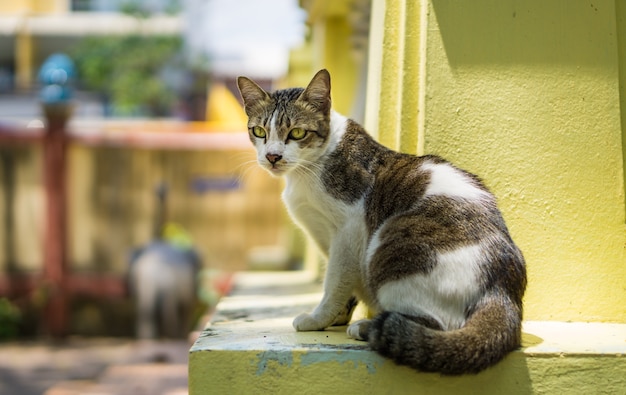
[237,69,526,375]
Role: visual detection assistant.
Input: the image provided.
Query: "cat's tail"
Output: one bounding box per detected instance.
[367,292,522,375]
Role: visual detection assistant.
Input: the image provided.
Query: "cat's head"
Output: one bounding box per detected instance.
[237,69,332,177]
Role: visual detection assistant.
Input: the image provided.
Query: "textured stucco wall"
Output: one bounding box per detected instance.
[369,0,626,322]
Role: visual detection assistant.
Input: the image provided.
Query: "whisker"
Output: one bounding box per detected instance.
[235,160,263,184]
[233,158,258,174]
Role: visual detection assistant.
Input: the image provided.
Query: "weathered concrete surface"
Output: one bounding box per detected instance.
[190,271,626,395]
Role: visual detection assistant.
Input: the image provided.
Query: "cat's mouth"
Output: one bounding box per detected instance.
[259,155,291,176]
[265,162,288,176]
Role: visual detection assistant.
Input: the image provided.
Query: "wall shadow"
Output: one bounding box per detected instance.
[431,0,615,68]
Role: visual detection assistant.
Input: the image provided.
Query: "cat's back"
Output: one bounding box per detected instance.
[320,121,496,232]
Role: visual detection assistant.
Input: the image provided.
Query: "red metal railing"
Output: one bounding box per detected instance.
[0,115,249,336]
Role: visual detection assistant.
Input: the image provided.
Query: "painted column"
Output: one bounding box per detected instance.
[15,20,34,91]
[366,0,626,322]
[365,0,424,154]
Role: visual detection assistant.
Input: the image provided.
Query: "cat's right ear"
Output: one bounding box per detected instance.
[237,76,270,115]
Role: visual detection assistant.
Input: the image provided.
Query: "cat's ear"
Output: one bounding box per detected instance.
[237,76,270,115]
[299,69,331,114]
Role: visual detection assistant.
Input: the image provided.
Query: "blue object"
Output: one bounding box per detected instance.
[38,53,76,104]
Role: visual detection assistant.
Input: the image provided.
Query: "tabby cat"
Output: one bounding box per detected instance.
[237,69,526,375]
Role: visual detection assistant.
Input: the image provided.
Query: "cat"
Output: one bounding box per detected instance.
[237,69,527,375]
[129,241,200,339]
[128,184,201,339]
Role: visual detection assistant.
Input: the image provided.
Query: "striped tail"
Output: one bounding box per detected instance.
[367,293,522,375]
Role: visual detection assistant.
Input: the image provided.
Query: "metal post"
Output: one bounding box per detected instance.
[42,104,72,337]
[38,53,76,337]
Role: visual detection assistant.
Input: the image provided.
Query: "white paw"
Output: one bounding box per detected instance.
[293,313,327,331]
[346,319,371,341]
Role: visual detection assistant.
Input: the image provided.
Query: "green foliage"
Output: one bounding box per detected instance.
[72,34,183,116]
[0,298,21,341]
[121,0,182,17]
[120,1,151,19]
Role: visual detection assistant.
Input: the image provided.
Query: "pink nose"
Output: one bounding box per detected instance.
[266,153,283,164]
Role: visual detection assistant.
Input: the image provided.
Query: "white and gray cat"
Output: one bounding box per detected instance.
[237,69,526,375]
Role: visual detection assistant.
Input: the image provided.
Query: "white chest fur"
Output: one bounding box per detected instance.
[283,171,356,255]
[283,168,372,308]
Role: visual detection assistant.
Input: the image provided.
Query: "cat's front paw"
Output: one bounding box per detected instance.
[293,313,327,331]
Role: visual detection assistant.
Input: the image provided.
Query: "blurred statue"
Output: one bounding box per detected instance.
[128,184,201,339]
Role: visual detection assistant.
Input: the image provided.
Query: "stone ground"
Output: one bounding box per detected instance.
[0,337,191,395]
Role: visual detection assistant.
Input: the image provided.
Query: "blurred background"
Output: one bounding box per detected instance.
[0,0,374,393]
[0,0,311,339]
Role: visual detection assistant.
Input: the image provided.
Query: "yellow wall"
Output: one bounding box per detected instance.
[368,0,626,322]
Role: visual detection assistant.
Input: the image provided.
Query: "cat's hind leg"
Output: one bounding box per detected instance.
[347,319,372,341]
[332,296,358,326]
[348,312,443,341]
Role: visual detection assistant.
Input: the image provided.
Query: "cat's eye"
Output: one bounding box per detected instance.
[289,128,307,140]
[251,126,266,139]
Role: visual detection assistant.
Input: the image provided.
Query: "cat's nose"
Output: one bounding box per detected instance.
[266,153,283,164]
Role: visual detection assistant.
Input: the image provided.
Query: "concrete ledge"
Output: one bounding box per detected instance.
[189,272,626,394]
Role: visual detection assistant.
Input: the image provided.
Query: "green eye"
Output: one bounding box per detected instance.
[289,128,307,140]
[251,126,266,139]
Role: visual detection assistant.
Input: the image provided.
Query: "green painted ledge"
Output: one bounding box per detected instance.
[189,272,626,395]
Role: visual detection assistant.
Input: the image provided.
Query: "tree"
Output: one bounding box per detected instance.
[72,34,183,117]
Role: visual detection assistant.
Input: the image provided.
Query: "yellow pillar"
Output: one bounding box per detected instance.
[368,0,626,322]
[365,0,423,154]
[616,0,626,211]
[16,24,34,91]
[33,0,68,13]
[0,0,68,14]
[309,17,358,115]
[372,0,402,149]
[11,0,70,90]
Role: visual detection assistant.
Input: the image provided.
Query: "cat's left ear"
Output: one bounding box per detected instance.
[299,69,331,114]
[237,76,270,115]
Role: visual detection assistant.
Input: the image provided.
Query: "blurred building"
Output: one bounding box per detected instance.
[0,0,306,337]
[0,0,181,92]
